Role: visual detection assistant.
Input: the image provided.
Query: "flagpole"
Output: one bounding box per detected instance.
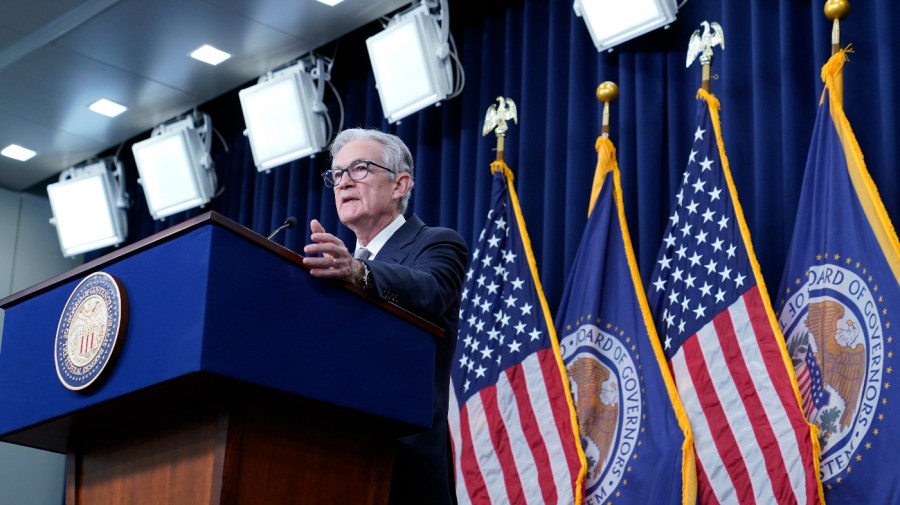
[825,0,850,55]
[596,81,619,138]
[824,0,849,105]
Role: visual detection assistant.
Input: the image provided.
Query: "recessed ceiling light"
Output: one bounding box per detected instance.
[1,144,37,161]
[190,44,231,66]
[89,98,128,118]
[316,0,344,6]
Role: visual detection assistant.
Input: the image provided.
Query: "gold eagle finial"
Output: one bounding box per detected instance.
[482,97,518,137]
[686,21,725,68]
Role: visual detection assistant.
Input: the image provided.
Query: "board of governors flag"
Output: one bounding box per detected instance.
[776,50,900,504]
[449,161,586,504]
[555,135,696,504]
[647,89,822,505]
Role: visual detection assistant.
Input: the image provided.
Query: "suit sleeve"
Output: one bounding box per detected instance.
[363,228,468,324]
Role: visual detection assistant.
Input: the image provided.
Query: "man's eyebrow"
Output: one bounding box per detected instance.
[331,159,368,170]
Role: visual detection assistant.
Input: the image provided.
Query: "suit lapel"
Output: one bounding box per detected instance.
[376,215,425,266]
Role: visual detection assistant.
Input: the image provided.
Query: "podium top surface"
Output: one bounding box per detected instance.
[1,212,441,336]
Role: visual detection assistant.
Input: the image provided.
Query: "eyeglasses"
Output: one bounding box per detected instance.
[321,159,395,188]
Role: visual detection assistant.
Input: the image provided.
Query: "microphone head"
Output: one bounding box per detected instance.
[285,216,298,228]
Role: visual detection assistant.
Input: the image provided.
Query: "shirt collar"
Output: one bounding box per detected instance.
[355,214,406,259]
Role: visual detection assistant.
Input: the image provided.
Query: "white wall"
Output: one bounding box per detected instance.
[0,187,82,505]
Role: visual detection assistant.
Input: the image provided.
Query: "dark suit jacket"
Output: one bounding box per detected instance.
[361,214,467,505]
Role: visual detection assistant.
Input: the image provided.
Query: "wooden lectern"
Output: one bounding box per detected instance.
[0,212,441,504]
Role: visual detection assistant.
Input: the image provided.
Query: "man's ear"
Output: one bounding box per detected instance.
[393,172,412,200]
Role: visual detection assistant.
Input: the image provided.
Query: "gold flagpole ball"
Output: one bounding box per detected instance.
[824,0,849,20]
[596,82,619,104]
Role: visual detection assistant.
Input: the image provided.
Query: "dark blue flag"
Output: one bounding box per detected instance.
[555,136,695,504]
[776,50,900,504]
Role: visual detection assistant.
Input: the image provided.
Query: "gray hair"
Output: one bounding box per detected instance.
[329,128,415,213]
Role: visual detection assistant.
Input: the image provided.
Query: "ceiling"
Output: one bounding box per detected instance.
[0,0,408,192]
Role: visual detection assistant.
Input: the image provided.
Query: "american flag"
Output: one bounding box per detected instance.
[449,161,585,504]
[795,348,829,420]
[646,90,820,504]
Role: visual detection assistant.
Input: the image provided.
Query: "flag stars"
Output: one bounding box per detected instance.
[685,273,697,288]
[680,223,693,237]
[694,126,706,141]
[670,211,680,226]
[699,156,715,171]
[676,245,688,259]
[653,277,667,292]
[504,294,517,308]
[658,256,673,271]
[520,302,533,315]
[487,235,500,248]
[692,178,707,193]
[481,256,492,268]
[711,238,724,252]
[686,200,699,214]
[529,328,542,341]
[726,244,736,258]
[702,208,715,223]
[495,217,507,230]
[511,278,524,290]
[708,186,722,202]
[689,150,698,163]
[514,322,527,334]
[696,230,708,244]
[688,252,703,267]
[693,303,707,320]
[664,233,676,248]
[699,281,712,297]
[486,281,499,294]
[503,250,517,264]
[717,215,729,230]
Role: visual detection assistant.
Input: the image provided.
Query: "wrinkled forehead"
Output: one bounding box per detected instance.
[332,139,385,169]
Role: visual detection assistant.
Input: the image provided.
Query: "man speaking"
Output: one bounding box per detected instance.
[303,128,467,504]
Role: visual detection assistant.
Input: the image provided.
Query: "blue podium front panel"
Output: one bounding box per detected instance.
[0,219,436,450]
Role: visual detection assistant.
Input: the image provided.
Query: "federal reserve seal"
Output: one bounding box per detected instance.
[559,322,642,502]
[779,261,888,481]
[54,272,128,391]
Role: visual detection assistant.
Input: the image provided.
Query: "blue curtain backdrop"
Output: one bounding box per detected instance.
[101,0,899,315]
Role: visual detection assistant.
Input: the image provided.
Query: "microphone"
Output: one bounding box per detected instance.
[266,216,297,240]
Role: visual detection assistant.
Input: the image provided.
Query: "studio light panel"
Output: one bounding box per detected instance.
[366,6,452,123]
[239,68,326,171]
[574,0,677,52]
[47,165,125,257]
[132,128,213,220]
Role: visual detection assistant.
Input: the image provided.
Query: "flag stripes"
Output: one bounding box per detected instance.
[452,352,579,504]
[449,161,584,504]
